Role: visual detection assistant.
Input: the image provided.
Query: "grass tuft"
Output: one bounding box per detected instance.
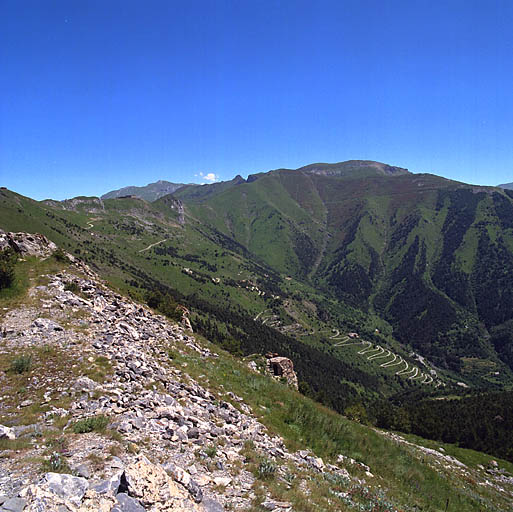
[257,459,277,480]
[64,281,81,294]
[42,451,71,474]
[72,415,109,434]
[10,354,32,374]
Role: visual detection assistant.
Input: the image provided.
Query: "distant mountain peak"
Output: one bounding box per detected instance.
[298,160,410,177]
[232,174,246,184]
[101,161,411,203]
[102,180,186,202]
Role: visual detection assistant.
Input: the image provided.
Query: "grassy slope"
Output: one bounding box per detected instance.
[175,171,513,386]
[3,176,513,393]
[162,333,513,512]
[1,256,512,512]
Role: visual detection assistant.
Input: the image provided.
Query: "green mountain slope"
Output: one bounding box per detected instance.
[2,251,512,510]
[2,161,513,405]
[166,163,513,380]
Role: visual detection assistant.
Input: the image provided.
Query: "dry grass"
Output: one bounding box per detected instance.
[0,345,113,427]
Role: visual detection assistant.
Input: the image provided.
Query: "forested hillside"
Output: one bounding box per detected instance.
[174,162,513,378]
[2,161,513,459]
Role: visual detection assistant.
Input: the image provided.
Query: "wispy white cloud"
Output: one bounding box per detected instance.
[193,171,219,183]
[202,172,219,182]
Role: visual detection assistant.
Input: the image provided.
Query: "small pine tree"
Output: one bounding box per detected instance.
[0,248,17,290]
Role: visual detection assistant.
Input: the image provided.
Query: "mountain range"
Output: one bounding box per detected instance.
[102,163,512,199]
[2,160,513,406]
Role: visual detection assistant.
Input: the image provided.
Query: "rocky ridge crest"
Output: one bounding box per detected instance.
[0,238,355,511]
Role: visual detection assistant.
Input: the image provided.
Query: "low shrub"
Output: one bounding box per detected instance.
[42,452,71,474]
[52,248,70,263]
[10,354,32,374]
[257,459,277,480]
[205,444,217,458]
[72,415,109,434]
[0,248,17,290]
[64,281,81,294]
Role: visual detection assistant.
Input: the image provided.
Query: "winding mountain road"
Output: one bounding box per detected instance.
[139,238,169,253]
[252,306,441,386]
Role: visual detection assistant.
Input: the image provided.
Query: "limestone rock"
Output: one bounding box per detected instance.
[201,498,224,512]
[213,476,231,487]
[163,463,202,503]
[262,500,293,510]
[0,425,15,441]
[1,497,27,512]
[80,489,117,511]
[163,463,191,488]
[123,455,200,510]
[20,483,73,511]
[74,465,91,480]
[112,492,145,512]
[0,232,57,258]
[181,316,193,332]
[44,473,89,506]
[90,471,123,496]
[72,377,98,393]
[32,318,63,331]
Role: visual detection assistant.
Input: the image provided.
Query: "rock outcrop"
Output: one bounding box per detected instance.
[265,353,298,390]
[0,231,57,257]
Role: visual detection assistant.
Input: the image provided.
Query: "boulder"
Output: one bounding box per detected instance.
[122,455,200,510]
[79,489,117,511]
[187,427,200,439]
[163,463,191,487]
[44,472,89,506]
[0,424,15,441]
[74,464,91,479]
[116,322,139,340]
[213,476,231,487]
[0,497,27,512]
[181,316,193,332]
[0,232,57,257]
[201,498,225,512]
[163,463,202,503]
[91,471,123,496]
[112,493,145,512]
[72,377,98,393]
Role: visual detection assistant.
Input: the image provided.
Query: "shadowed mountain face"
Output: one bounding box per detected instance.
[2,160,513,391]
[102,180,186,202]
[499,182,513,190]
[173,162,513,373]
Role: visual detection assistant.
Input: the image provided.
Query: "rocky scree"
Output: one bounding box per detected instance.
[0,240,359,511]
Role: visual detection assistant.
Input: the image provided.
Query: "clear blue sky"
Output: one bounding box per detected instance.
[1,0,513,200]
